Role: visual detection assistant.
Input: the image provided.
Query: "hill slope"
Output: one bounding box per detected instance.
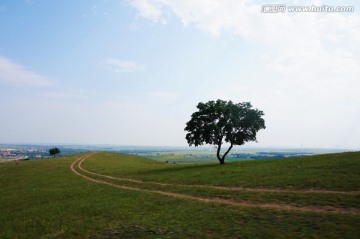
[0,151,359,238]
[82,151,360,190]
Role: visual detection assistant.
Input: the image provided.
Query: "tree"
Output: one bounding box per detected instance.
[184,100,265,164]
[49,148,61,158]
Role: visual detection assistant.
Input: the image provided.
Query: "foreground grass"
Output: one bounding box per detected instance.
[0,152,359,238]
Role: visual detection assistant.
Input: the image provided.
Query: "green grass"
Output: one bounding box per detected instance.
[0,152,359,238]
[84,151,360,190]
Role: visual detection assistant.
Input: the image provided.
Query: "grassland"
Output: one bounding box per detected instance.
[133,148,321,164]
[0,151,359,238]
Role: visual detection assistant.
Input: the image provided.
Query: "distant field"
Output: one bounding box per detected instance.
[0,151,359,238]
[127,148,343,164]
[147,151,219,164]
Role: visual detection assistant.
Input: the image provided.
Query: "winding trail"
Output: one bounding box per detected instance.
[70,153,360,215]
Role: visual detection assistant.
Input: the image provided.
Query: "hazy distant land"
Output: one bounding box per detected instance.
[0,143,352,163]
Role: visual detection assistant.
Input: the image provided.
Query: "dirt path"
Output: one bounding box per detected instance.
[70,153,360,215]
[208,186,360,195]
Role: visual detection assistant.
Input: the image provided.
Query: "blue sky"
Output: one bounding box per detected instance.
[1,0,360,149]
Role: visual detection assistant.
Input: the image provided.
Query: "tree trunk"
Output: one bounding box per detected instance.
[216,135,224,164]
[216,136,234,165]
[216,141,234,165]
[221,143,233,164]
[216,142,222,164]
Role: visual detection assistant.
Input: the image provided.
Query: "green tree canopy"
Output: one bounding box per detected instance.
[185,100,265,164]
[49,148,61,158]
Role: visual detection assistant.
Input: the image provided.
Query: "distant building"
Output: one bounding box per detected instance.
[0,151,10,157]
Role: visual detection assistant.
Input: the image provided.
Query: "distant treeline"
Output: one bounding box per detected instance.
[231,152,313,160]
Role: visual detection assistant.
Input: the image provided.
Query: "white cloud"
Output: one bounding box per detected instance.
[101,58,142,72]
[129,0,360,105]
[129,0,360,148]
[128,0,360,86]
[130,0,166,24]
[0,55,53,87]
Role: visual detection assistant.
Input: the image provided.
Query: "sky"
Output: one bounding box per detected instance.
[0,0,359,149]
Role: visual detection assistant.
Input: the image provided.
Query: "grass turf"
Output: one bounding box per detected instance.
[83,151,360,190]
[0,152,359,238]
